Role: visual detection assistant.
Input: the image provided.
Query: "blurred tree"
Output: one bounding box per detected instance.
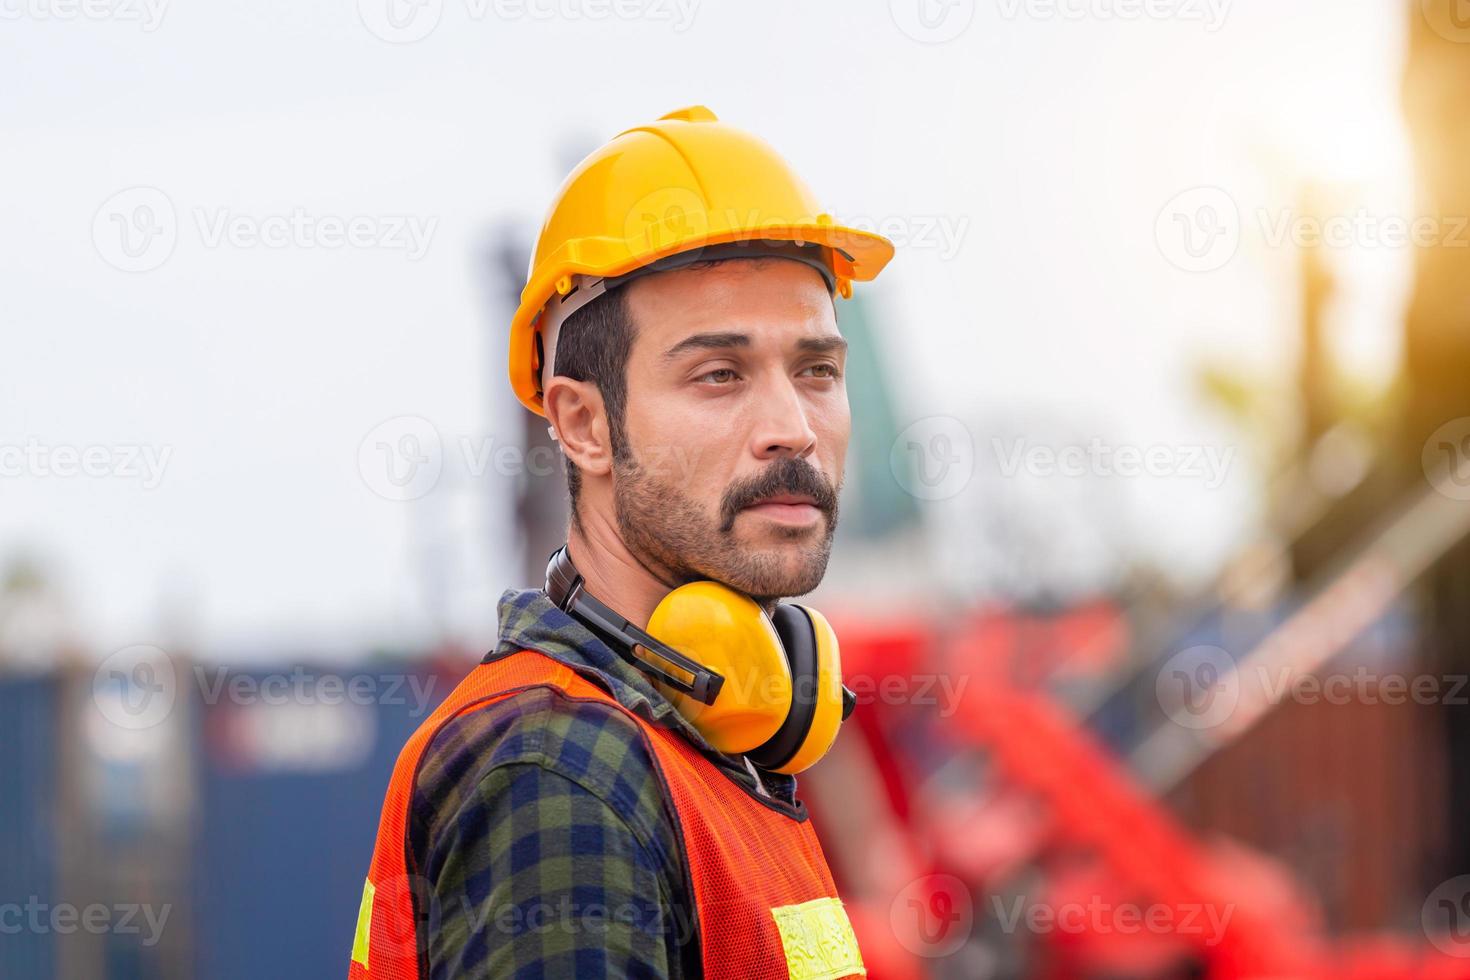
[834,294,920,540]
[0,554,71,672]
[482,226,566,587]
[1402,0,1470,883]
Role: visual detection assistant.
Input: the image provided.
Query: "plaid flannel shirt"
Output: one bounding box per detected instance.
[408,587,804,979]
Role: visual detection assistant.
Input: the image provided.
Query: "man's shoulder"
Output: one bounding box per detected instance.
[407,667,699,980]
[410,667,672,838]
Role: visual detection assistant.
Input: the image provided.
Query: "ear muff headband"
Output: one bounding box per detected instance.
[545,545,725,705]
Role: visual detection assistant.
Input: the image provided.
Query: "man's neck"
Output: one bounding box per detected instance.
[565,504,783,623]
[566,513,674,631]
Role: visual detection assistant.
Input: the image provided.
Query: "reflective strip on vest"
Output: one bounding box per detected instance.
[347,649,864,979]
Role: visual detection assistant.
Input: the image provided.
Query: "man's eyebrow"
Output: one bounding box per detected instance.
[661,332,849,360]
[662,331,750,360]
[796,335,848,356]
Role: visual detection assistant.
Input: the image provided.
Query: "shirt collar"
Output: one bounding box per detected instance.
[491,587,723,752]
[489,587,799,802]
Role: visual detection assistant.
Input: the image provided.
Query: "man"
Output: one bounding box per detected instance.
[350,106,892,979]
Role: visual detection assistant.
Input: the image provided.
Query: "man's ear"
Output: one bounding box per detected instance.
[544,376,613,478]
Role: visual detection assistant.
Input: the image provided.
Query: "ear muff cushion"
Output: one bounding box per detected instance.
[770,605,844,774]
[746,604,820,771]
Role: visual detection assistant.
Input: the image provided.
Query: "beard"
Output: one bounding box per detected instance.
[613,450,841,602]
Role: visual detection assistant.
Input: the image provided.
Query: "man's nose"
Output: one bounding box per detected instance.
[751,378,818,460]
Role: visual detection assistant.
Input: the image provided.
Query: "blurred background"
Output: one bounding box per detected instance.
[5,0,1470,976]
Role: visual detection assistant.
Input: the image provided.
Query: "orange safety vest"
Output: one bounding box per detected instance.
[348,648,866,980]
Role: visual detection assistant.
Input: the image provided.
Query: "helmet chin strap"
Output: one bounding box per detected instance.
[537,274,610,397]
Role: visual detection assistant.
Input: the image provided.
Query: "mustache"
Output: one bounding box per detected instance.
[718,456,838,533]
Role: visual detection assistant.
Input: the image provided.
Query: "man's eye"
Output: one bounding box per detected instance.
[803,363,841,379]
[698,368,740,384]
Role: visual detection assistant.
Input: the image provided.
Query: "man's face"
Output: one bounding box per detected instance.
[613,257,849,602]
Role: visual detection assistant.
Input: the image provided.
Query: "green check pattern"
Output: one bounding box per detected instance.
[408,588,803,979]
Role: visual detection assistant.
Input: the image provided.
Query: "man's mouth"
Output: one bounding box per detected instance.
[740,493,823,526]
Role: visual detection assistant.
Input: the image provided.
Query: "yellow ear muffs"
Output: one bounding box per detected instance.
[758,604,845,775]
[543,543,853,775]
[645,586,847,774]
[644,581,793,757]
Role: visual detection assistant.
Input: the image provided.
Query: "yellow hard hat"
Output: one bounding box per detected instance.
[508,105,895,416]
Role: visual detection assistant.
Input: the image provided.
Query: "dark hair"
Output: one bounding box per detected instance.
[550,286,635,516]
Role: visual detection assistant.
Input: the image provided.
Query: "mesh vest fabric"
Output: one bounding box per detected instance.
[348,649,865,979]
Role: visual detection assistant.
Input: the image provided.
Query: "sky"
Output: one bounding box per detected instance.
[0,0,1415,659]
